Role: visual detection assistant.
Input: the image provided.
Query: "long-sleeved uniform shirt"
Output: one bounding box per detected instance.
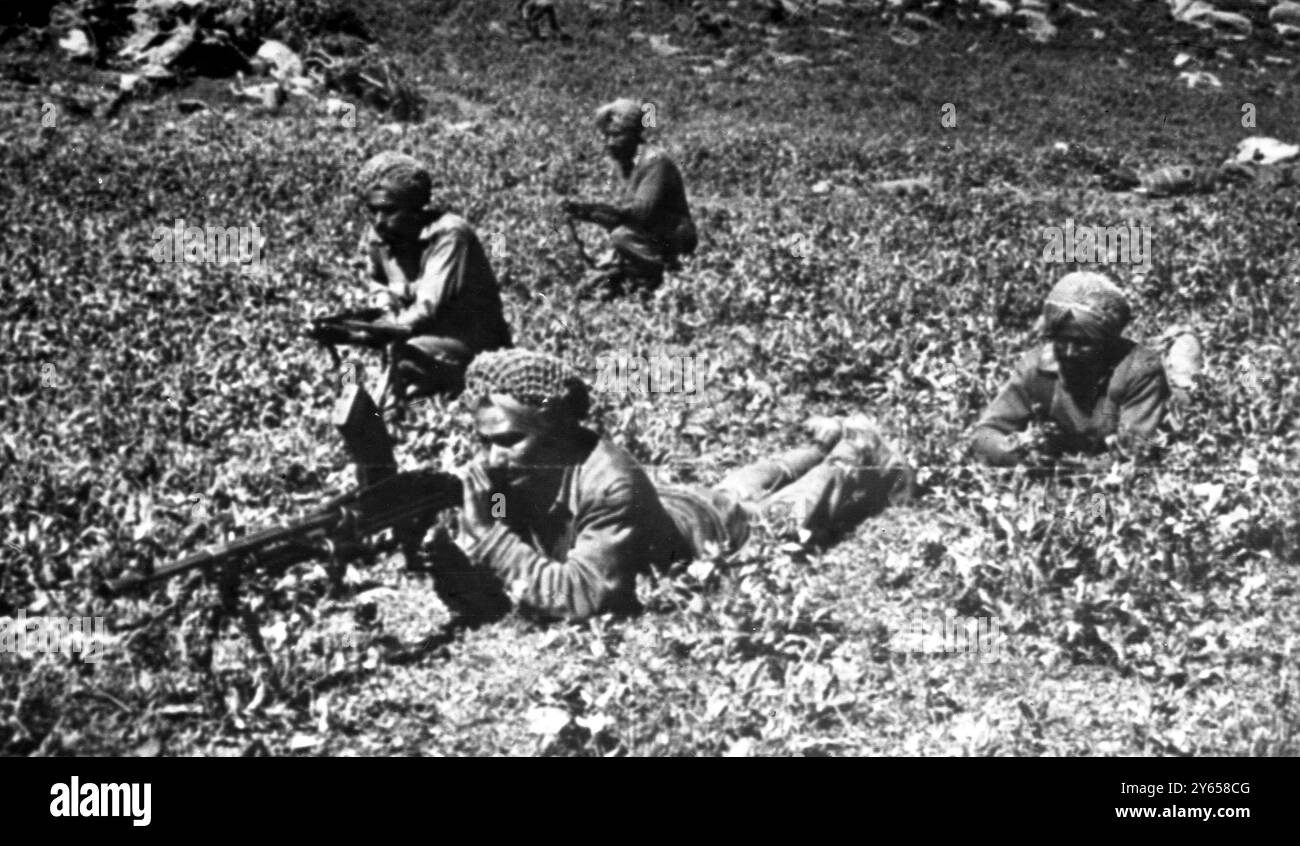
[457,425,911,621]
[971,340,1170,466]
[614,148,696,257]
[464,433,695,621]
[363,213,512,354]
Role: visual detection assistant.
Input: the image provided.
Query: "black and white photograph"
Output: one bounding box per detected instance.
[0,0,1296,783]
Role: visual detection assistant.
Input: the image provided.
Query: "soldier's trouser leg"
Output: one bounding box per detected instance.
[712,446,828,503]
[754,423,914,544]
[609,226,670,291]
[396,336,473,398]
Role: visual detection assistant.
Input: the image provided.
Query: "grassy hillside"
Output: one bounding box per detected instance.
[1,0,1297,756]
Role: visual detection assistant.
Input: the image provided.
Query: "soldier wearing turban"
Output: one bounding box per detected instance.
[350,151,512,398]
[971,272,1171,466]
[430,350,912,624]
[562,98,698,296]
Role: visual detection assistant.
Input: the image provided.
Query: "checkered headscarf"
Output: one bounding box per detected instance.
[356,151,433,210]
[463,349,591,420]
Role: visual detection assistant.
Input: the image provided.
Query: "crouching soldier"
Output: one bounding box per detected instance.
[970,271,1172,468]
[336,151,513,400]
[428,349,913,625]
[562,97,697,297]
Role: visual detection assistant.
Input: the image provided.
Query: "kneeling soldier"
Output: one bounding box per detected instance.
[563,98,698,296]
[347,151,513,400]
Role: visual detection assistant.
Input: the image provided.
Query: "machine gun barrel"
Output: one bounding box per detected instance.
[107,470,463,595]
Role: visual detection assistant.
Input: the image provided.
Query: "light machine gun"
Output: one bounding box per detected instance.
[108,384,458,596]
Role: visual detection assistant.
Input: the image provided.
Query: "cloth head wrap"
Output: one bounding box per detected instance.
[463,349,592,427]
[594,98,645,138]
[1040,271,1132,341]
[356,151,433,211]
